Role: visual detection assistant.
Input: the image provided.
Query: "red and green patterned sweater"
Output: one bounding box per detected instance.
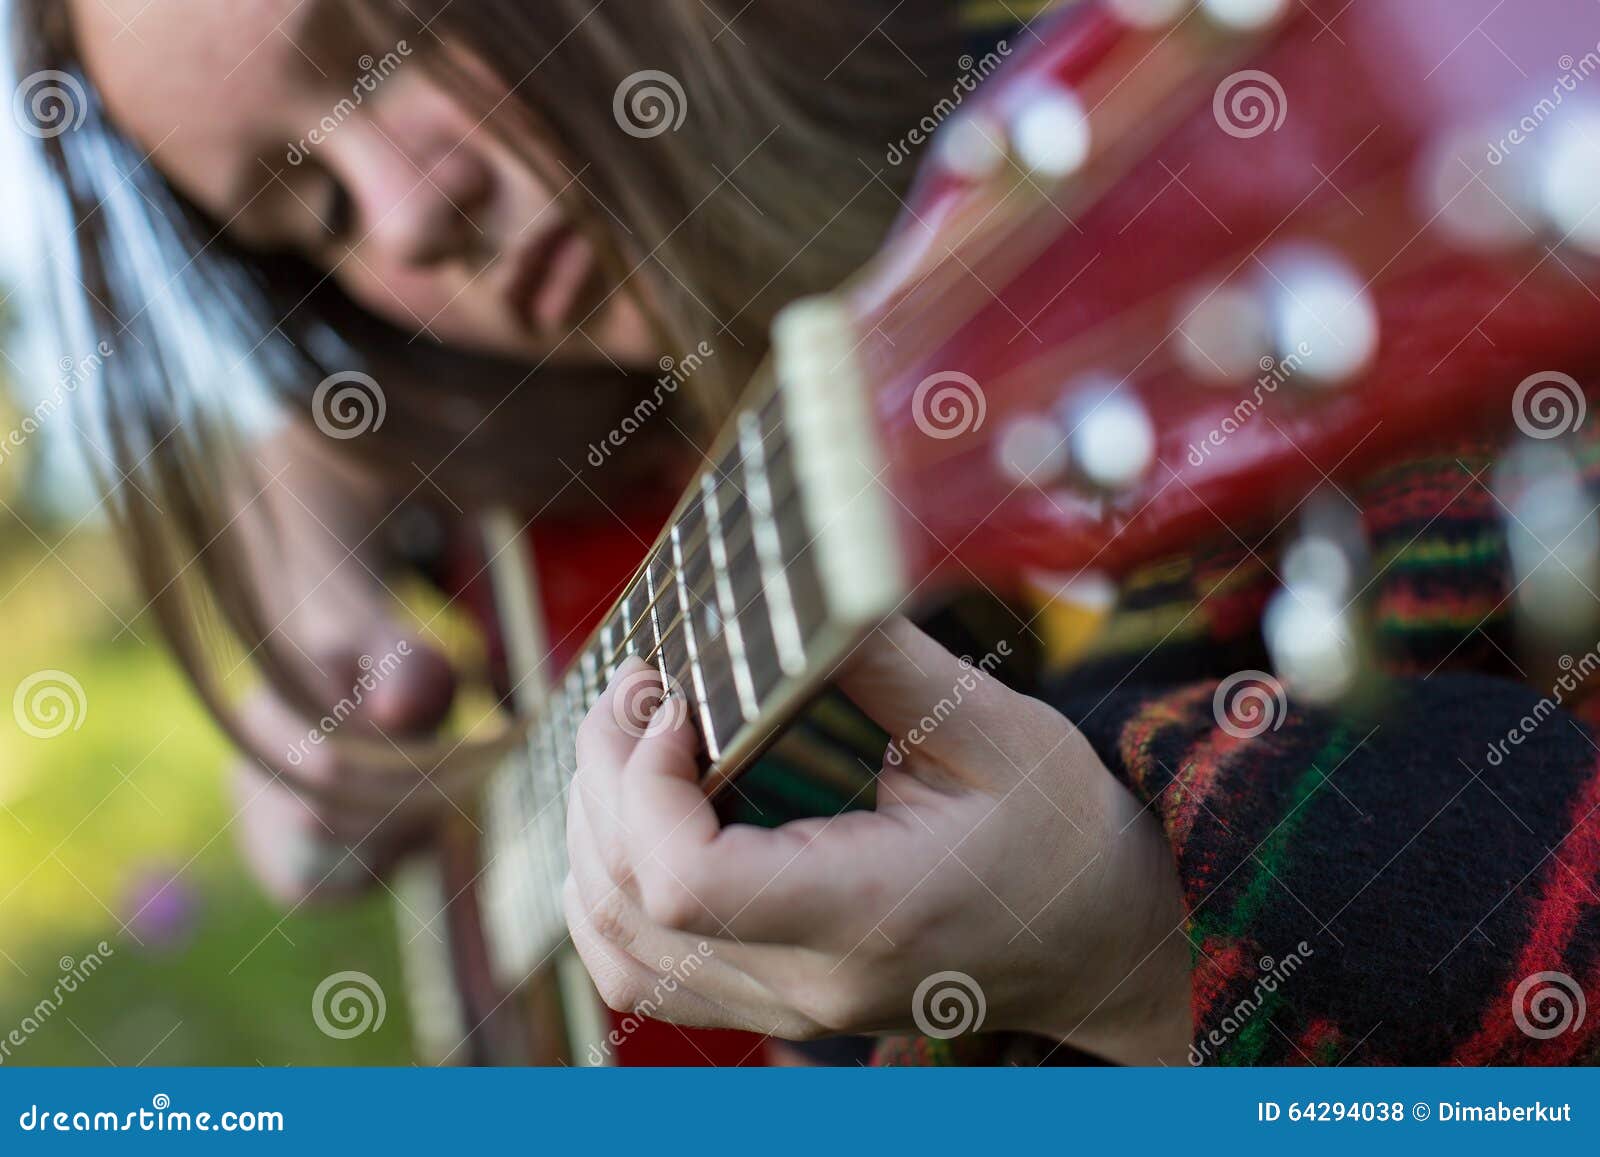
[873,425,1600,1066]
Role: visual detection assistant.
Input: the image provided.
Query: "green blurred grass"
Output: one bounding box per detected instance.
[0,521,415,1066]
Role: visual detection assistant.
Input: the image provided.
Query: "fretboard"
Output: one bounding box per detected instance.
[482,299,903,983]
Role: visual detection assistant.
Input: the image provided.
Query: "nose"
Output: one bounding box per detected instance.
[332,124,496,270]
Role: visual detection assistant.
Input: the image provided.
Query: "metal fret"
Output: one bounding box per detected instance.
[679,505,745,753]
[540,693,567,919]
[475,373,873,998]
[523,726,559,946]
[643,560,673,691]
[618,593,636,660]
[502,746,524,938]
[764,428,828,640]
[622,580,662,658]
[739,410,807,676]
[670,519,721,761]
[700,471,760,720]
[482,770,514,974]
[581,648,600,707]
[567,682,585,767]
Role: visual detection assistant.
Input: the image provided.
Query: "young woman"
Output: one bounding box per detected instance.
[13,0,1600,1065]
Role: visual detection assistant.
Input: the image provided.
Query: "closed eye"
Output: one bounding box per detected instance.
[319,174,355,244]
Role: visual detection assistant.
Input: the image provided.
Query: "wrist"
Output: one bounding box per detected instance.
[1043,774,1194,1064]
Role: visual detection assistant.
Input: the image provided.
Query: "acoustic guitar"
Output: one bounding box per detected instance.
[397,0,1600,1064]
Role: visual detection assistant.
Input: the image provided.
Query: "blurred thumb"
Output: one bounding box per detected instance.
[314,629,457,739]
[834,617,1016,785]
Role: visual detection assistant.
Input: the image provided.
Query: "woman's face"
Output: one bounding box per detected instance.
[70,0,659,371]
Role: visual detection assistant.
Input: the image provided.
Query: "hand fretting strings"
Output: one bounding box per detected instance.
[573,389,819,756]
[539,21,1239,748]
[479,379,827,971]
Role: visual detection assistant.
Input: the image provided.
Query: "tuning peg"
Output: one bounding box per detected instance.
[1260,246,1380,388]
[1176,284,1273,384]
[938,87,1093,184]
[1496,441,1600,646]
[1199,0,1289,32]
[1107,0,1192,28]
[1106,0,1286,39]
[1176,247,1378,389]
[1538,112,1600,256]
[995,414,1071,487]
[1058,381,1157,491]
[996,384,1157,492]
[935,113,1010,181]
[1264,587,1358,704]
[1263,497,1371,704]
[1423,124,1542,252]
[1012,87,1092,179]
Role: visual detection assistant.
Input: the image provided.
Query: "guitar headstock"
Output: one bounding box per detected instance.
[778,0,1600,603]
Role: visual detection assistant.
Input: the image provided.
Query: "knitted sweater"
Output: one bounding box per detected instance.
[875,433,1600,1065]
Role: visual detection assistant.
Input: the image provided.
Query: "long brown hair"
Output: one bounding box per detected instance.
[8,0,963,785]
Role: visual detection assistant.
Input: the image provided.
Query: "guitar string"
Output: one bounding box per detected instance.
[485,450,806,826]
[492,42,1373,892]
[499,103,1113,780]
[594,457,794,664]
[488,50,1149,914]
[496,518,783,844]
[578,395,806,675]
[513,471,814,775]
[580,484,803,715]
[570,460,802,692]
[506,110,1107,747]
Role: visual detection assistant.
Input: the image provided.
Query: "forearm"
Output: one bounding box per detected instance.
[1042,765,1193,1065]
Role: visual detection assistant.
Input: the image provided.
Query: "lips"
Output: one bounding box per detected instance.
[505,222,599,335]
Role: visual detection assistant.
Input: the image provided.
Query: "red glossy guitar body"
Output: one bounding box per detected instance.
[853,0,1600,590]
[438,0,1600,1065]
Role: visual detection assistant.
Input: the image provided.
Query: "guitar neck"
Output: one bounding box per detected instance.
[473,0,1600,1018]
[482,309,908,981]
